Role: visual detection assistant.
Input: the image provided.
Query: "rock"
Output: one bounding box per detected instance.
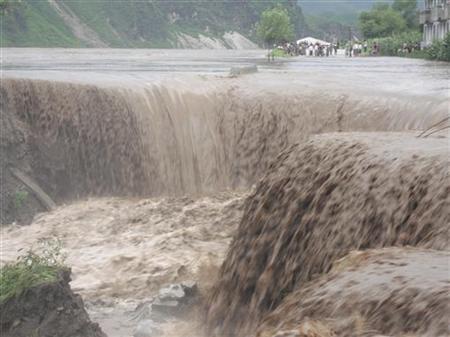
[133,319,161,337]
[151,299,181,318]
[157,281,198,305]
[229,65,258,77]
[181,280,198,298]
[149,281,199,320]
[158,284,185,301]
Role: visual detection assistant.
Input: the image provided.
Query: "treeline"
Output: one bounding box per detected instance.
[358,0,449,61]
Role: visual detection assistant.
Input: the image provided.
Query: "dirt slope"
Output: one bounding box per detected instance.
[0,269,106,337]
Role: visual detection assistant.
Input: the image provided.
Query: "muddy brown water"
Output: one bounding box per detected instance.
[1,50,449,337]
[205,133,450,337]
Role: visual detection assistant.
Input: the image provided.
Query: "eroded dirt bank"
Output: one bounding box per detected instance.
[206,133,449,337]
[0,269,106,337]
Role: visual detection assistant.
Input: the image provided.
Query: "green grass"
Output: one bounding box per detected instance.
[0,238,66,303]
[14,189,28,210]
[0,261,60,303]
[272,48,291,57]
[1,1,82,47]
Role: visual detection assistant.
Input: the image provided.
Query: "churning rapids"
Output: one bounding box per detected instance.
[1,49,449,337]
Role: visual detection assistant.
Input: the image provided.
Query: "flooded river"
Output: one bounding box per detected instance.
[1,49,449,337]
[2,48,449,97]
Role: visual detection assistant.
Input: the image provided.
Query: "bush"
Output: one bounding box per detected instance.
[14,189,28,210]
[0,238,67,302]
[272,48,290,58]
[426,33,450,62]
[368,31,450,62]
[369,31,422,56]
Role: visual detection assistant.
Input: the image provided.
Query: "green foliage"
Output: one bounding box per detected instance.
[0,238,67,303]
[359,4,407,38]
[368,31,422,56]
[392,0,418,29]
[272,48,290,57]
[257,6,294,48]
[1,1,83,47]
[367,31,450,62]
[426,33,450,62]
[14,189,29,210]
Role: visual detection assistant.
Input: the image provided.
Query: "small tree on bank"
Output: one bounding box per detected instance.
[257,6,294,61]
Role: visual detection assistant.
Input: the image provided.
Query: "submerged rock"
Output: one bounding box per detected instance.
[133,319,161,337]
[158,284,185,301]
[151,281,199,320]
[0,269,106,337]
[131,281,199,326]
[229,65,258,77]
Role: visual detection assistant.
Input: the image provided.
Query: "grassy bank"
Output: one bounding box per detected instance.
[0,239,66,302]
[272,48,291,58]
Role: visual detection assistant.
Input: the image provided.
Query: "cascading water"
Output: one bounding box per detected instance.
[1,52,449,337]
[1,77,447,205]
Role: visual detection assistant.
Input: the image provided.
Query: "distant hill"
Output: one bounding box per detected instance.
[300,0,392,25]
[1,0,307,48]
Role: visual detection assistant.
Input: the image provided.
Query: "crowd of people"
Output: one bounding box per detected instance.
[345,41,372,57]
[345,40,421,57]
[399,42,421,54]
[275,37,422,59]
[278,41,339,57]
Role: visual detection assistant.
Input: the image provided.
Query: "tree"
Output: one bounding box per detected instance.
[392,0,418,30]
[359,4,407,39]
[257,6,294,60]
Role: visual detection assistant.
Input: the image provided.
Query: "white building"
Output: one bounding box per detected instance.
[420,0,450,46]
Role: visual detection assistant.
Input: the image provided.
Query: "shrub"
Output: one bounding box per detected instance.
[369,31,450,62]
[369,31,422,56]
[0,238,67,302]
[272,48,290,58]
[14,189,29,210]
[426,33,450,62]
